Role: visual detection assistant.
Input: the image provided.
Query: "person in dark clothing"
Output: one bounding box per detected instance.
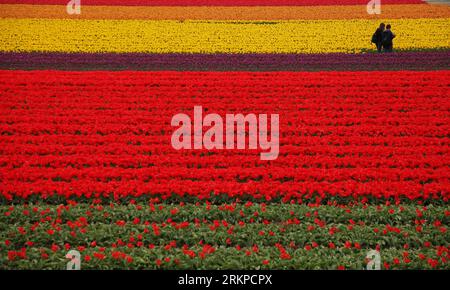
[372,23,385,53]
[382,24,396,53]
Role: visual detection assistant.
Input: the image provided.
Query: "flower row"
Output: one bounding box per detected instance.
[2,3,449,21]
[0,0,425,7]
[1,51,450,71]
[1,201,448,269]
[1,70,448,201]
[1,19,449,53]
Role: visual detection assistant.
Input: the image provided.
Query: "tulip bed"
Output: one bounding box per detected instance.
[1,52,449,71]
[0,70,449,269]
[1,200,449,269]
[1,70,449,201]
[0,0,449,270]
[2,18,449,54]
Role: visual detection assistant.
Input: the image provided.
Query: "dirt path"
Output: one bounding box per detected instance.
[424,0,450,5]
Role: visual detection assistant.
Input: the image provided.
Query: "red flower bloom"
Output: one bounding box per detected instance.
[152,224,161,236]
[111,249,120,257]
[7,251,16,261]
[280,253,291,260]
[93,252,105,260]
[427,258,438,268]
[116,220,126,226]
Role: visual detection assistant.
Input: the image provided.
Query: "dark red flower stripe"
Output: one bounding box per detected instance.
[0,0,424,6]
[0,70,449,201]
[1,52,449,71]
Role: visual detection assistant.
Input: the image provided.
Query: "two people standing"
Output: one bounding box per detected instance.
[372,23,396,53]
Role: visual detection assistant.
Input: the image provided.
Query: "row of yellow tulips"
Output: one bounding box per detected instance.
[0,18,448,53]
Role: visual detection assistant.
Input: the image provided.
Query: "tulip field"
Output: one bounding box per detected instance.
[0,0,449,270]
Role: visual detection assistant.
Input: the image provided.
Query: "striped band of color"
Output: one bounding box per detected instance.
[1,4,449,20]
[1,51,449,71]
[1,19,448,54]
[0,0,426,7]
